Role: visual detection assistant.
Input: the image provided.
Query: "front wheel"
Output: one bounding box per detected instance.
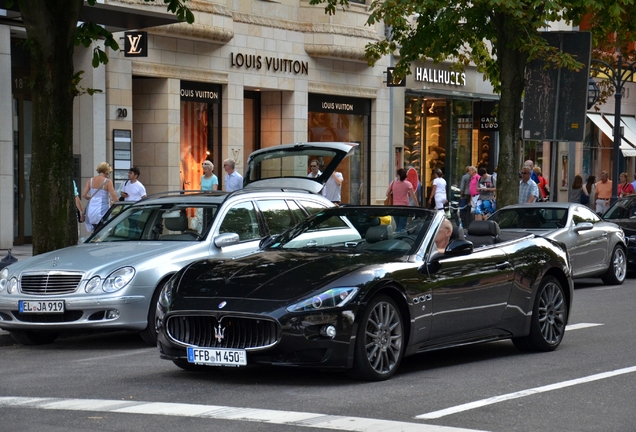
[601,246,626,285]
[513,276,567,352]
[10,330,59,345]
[349,295,404,381]
[139,283,164,346]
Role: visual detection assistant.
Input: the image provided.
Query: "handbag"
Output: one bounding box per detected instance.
[384,181,394,205]
[119,180,129,201]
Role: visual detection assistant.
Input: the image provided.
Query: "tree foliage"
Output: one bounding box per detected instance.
[10,0,192,254]
[310,0,636,207]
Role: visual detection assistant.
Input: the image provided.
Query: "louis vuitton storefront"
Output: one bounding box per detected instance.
[0,1,390,248]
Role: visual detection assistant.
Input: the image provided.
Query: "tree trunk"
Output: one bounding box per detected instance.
[19,0,84,254]
[494,14,529,209]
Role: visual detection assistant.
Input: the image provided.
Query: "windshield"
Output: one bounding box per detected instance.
[88,204,220,242]
[266,207,436,255]
[489,207,569,229]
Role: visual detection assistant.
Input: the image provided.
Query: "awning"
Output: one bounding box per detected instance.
[0,1,179,32]
[587,113,636,157]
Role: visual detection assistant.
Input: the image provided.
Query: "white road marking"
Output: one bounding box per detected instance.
[416,365,636,420]
[565,322,603,331]
[0,396,488,432]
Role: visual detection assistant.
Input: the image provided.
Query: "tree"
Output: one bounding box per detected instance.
[310,0,635,208]
[11,0,193,255]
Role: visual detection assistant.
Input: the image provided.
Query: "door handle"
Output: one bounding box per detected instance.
[495,261,511,270]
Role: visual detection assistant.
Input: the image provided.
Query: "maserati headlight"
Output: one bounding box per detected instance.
[102,267,135,293]
[286,287,359,312]
[158,275,177,308]
[0,268,8,292]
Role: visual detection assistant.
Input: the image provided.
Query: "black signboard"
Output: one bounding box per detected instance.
[180,81,221,103]
[386,68,406,87]
[308,94,371,116]
[124,31,148,57]
[523,31,591,142]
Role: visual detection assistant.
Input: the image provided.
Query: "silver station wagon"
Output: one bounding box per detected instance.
[0,142,355,345]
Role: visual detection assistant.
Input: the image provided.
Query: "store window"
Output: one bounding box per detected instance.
[180,81,222,191]
[308,95,370,204]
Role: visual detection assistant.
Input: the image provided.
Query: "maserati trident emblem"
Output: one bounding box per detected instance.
[218,301,227,309]
[214,323,226,342]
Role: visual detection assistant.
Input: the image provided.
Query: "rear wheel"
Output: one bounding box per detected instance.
[513,276,567,352]
[349,295,404,381]
[601,246,626,285]
[10,330,59,345]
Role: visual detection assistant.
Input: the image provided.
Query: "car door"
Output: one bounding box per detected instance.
[604,197,636,237]
[566,205,608,276]
[215,201,262,257]
[427,246,515,339]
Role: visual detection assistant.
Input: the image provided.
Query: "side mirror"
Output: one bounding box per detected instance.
[573,222,593,233]
[444,239,474,256]
[214,232,240,248]
[259,234,278,249]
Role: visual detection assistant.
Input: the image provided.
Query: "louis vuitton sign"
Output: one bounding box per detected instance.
[124,31,148,57]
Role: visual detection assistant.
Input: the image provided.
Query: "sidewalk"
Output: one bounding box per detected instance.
[0,244,33,345]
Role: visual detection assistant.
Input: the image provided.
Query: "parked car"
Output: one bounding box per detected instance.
[0,142,356,346]
[488,202,626,285]
[603,195,636,268]
[157,206,573,381]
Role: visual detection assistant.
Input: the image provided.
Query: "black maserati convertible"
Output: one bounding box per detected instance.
[156,206,573,381]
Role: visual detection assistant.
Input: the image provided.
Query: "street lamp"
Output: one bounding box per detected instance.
[587,78,600,109]
[590,50,636,205]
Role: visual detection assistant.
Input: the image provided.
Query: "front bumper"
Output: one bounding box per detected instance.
[0,294,149,331]
[157,309,357,370]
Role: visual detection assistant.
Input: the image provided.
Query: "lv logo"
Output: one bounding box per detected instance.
[127,35,143,55]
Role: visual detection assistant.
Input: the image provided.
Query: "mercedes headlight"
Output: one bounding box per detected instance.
[0,268,8,292]
[102,267,135,293]
[286,287,359,312]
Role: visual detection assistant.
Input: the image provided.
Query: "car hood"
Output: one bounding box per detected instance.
[4,242,203,276]
[176,251,392,302]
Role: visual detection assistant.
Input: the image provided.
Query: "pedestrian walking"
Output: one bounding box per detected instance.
[120,166,147,201]
[200,160,219,191]
[519,166,539,204]
[428,169,447,210]
[594,171,612,214]
[387,168,418,231]
[82,162,119,232]
[223,158,243,192]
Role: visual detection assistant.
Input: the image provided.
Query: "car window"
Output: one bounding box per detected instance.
[297,199,330,217]
[89,204,218,242]
[256,199,295,235]
[218,201,260,241]
[572,205,601,224]
[489,210,520,229]
[604,200,636,220]
[287,200,308,225]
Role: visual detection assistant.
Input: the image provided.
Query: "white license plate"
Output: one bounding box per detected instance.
[187,347,247,367]
[19,300,65,314]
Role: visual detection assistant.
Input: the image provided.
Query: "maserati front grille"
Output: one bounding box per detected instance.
[166,315,279,350]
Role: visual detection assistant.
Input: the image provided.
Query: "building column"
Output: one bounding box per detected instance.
[73,44,107,184]
[0,25,13,249]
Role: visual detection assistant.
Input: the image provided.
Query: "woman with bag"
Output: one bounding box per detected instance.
[428,169,447,211]
[386,168,418,231]
[82,162,119,232]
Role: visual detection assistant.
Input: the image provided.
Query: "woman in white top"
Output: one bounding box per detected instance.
[428,169,447,210]
[82,162,118,232]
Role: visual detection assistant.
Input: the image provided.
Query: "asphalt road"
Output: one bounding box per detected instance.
[1,276,635,432]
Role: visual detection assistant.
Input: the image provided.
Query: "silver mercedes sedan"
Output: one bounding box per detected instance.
[487,202,627,285]
[0,142,356,345]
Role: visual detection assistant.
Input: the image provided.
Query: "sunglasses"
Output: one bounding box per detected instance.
[310,165,318,168]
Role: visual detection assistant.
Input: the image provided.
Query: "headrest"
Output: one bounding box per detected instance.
[467,220,500,237]
[164,212,188,232]
[366,224,393,243]
[451,224,465,240]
